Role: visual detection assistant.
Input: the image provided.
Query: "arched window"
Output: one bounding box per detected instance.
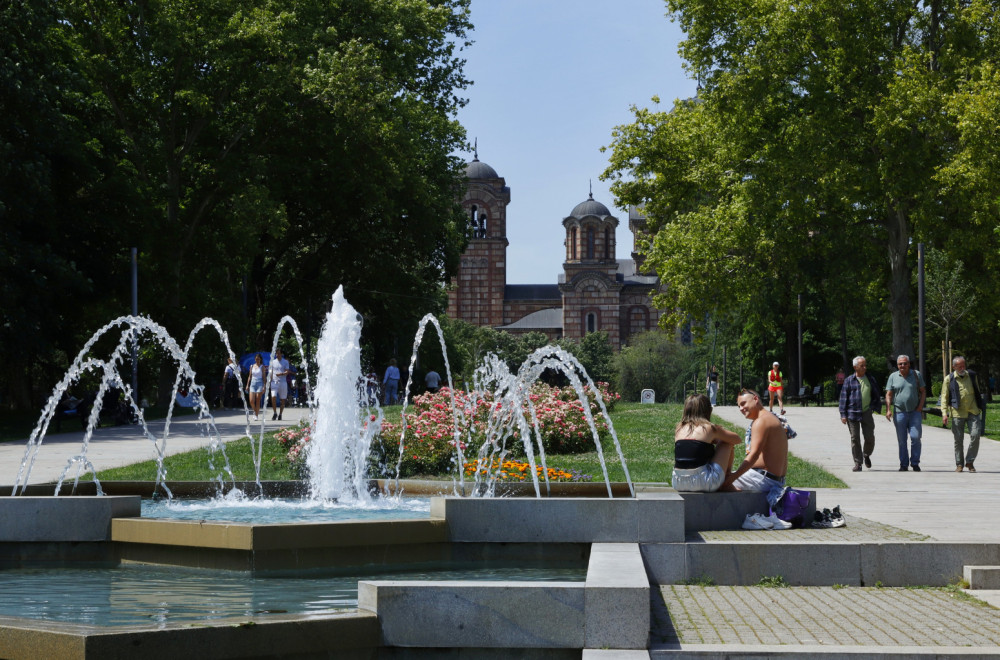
[470,205,479,238]
[479,212,488,237]
[604,227,611,259]
[586,312,597,334]
[586,228,595,259]
[570,227,578,260]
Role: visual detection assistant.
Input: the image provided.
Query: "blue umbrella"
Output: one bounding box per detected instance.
[238,352,297,373]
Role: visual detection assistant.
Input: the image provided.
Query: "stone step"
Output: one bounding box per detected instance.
[964,565,1000,590]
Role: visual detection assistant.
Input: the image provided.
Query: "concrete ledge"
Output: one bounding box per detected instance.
[965,566,1000,590]
[643,542,1000,587]
[0,610,378,660]
[586,544,649,650]
[0,496,140,542]
[432,495,685,543]
[358,581,586,648]
[678,491,816,532]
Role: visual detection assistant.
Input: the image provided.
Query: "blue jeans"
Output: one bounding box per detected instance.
[383,379,399,405]
[893,410,922,468]
[707,381,718,406]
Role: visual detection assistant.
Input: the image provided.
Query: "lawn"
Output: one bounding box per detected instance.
[90,402,845,488]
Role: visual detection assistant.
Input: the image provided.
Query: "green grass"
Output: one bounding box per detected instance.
[756,575,790,588]
[86,401,845,488]
[549,402,846,488]
[92,431,301,482]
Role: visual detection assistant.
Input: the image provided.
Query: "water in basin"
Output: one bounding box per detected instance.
[1,563,586,627]
[140,495,432,524]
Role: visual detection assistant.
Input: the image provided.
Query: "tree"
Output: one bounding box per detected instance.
[2,0,474,408]
[604,0,1000,360]
[923,247,977,362]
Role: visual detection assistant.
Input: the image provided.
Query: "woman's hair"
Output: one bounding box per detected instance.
[675,393,713,433]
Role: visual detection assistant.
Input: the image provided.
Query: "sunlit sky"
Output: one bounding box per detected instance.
[456,0,695,283]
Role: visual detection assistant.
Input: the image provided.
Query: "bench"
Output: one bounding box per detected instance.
[677,490,817,531]
[787,385,824,406]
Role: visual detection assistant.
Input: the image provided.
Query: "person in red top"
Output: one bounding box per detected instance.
[767,361,785,415]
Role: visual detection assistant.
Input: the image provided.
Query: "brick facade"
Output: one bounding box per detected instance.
[447,159,662,351]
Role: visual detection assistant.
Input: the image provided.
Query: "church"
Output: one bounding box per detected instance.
[446,155,664,351]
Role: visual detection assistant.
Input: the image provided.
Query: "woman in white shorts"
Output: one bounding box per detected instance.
[672,394,742,492]
[245,353,266,421]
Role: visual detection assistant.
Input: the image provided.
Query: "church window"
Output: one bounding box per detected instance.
[479,213,488,237]
[570,228,578,260]
[604,227,611,259]
[586,228,595,259]
[470,205,479,238]
[586,311,597,334]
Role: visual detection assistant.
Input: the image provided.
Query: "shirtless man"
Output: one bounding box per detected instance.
[724,388,789,492]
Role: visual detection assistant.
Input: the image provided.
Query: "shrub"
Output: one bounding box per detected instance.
[372,382,621,478]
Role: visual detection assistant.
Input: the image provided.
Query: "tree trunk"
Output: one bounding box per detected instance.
[840,315,849,372]
[886,208,915,359]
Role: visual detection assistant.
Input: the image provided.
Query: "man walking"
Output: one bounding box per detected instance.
[885,355,926,472]
[269,348,290,421]
[941,356,985,472]
[839,356,882,471]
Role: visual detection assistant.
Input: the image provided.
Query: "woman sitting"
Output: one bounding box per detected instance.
[672,393,741,492]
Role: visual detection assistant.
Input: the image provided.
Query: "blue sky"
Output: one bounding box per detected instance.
[456,0,695,284]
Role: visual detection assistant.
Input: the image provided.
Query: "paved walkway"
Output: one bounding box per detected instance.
[0,407,309,487]
[712,403,1000,543]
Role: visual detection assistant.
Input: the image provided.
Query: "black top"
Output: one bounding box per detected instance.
[709,372,719,382]
[674,439,715,469]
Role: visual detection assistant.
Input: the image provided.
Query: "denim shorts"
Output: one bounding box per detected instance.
[672,462,725,492]
[250,379,264,394]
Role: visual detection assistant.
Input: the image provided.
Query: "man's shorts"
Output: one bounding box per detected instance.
[733,468,784,492]
[672,462,725,492]
[271,379,288,400]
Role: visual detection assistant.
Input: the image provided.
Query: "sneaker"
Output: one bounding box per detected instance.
[911,465,921,472]
[278,413,282,421]
[863,454,872,468]
[899,466,908,471]
[253,414,258,421]
[763,514,793,530]
[811,510,834,528]
[852,464,862,472]
[742,513,773,530]
[272,413,277,421]
[780,408,786,415]
[966,463,976,473]
[956,465,964,472]
[830,506,847,528]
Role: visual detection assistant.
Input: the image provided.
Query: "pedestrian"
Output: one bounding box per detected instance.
[838,355,882,472]
[270,348,290,421]
[222,357,240,409]
[424,368,441,394]
[245,353,266,421]
[941,356,985,473]
[706,365,719,406]
[884,355,926,472]
[835,367,845,401]
[383,358,400,405]
[767,362,785,415]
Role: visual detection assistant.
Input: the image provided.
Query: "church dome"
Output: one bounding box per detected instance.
[465,158,499,179]
[570,194,612,218]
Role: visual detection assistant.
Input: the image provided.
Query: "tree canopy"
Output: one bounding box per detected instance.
[0,0,473,408]
[604,0,1000,381]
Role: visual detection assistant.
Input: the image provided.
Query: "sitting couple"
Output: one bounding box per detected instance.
[672,389,788,494]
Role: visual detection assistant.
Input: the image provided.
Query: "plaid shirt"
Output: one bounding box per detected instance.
[838,373,882,420]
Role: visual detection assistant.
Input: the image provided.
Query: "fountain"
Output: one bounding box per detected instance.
[0,286,665,659]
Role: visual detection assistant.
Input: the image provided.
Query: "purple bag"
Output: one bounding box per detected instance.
[770,488,810,528]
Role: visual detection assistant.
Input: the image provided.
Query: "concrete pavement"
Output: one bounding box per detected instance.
[0,406,310,487]
[712,403,1000,543]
